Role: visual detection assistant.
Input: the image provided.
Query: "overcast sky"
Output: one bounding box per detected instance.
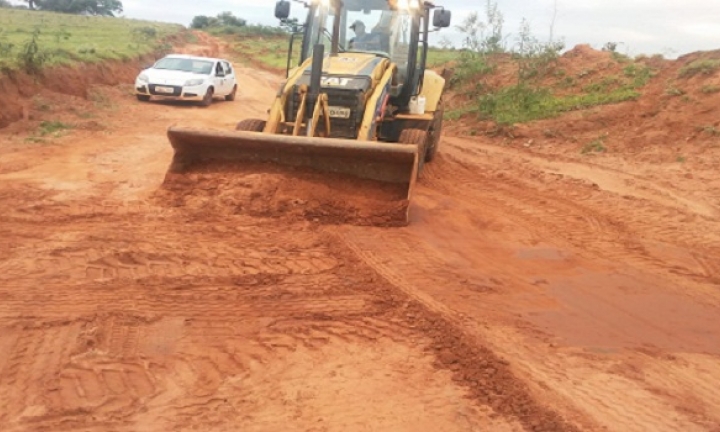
[61,0,720,58]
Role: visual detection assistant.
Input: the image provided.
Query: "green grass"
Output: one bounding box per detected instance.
[0,8,185,71]
[211,31,299,71]
[37,120,72,136]
[23,120,74,143]
[472,85,640,125]
[696,125,720,136]
[623,63,654,87]
[678,59,720,78]
[581,135,608,154]
[205,25,286,38]
[446,49,655,126]
[426,47,459,68]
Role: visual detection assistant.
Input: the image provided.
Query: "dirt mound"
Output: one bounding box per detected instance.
[155,162,411,227]
[445,42,720,164]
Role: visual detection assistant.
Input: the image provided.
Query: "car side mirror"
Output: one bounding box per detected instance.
[433,9,452,28]
[216,72,225,77]
[275,0,290,20]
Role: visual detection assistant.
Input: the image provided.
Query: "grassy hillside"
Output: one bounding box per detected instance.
[0,8,186,72]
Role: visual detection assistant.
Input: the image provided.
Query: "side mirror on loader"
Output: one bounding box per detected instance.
[275,0,291,20]
[433,9,452,28]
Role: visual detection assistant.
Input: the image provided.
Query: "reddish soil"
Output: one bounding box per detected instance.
[0,34,719,432]
[158,162,411,227]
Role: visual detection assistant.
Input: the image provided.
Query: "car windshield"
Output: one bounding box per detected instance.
[153,58,214,74]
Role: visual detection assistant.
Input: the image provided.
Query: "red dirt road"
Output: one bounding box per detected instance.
[1,41,719,431]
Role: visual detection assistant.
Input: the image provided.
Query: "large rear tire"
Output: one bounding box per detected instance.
[235,118,267,132]
[398,128,428,176]
[426,102,444,162]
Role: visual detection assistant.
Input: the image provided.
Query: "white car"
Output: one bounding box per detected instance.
[134,54,238,106]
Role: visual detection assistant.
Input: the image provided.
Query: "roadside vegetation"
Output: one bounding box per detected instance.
[0,7,186,73]
[190,11,299,71]
[443,0,658,126]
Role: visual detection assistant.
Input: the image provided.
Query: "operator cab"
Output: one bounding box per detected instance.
[275,0,451,103]
[302,0,444,93]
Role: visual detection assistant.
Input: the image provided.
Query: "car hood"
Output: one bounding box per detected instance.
[141,69,210,86]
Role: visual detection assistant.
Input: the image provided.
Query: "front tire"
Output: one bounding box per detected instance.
[200,87,214,107]
[136,94,150,102]
[426,103,444,162]
[398,128,429,176]
[235,118,266,132]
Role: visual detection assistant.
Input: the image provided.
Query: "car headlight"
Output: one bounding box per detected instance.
[137,73,149,82]
[184,79,205,86]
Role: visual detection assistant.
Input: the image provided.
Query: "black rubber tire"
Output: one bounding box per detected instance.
[235,118,267,132]
[398,127,429,176]
[200,87,214,107]
[425,103,444,162]
[136,94,150,102]
[225,85,237,101]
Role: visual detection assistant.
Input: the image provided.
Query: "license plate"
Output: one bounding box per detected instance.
[155,86,174,94]
[328,106,351,119]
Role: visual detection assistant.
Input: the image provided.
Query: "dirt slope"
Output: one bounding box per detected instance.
[0,34,719,432]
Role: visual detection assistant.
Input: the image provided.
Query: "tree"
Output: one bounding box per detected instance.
[0,0,13,7]
[216,11,245,27]
[190,15,216,29]
[278,17,300,33]
[191,12,246,29]
[31,0,124,16]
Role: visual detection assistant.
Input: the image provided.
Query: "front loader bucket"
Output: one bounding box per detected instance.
[163,127,420,225]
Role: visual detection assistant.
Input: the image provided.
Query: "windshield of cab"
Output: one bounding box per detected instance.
[153,58,214,75]
[306,0,417,84]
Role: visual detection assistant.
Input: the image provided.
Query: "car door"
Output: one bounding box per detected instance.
[212,61,229,95]
[222,61,236,92]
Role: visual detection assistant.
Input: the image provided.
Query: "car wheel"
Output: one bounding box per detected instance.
[225,85,237,101]
[201,87,214,107]
[136,94,150,102]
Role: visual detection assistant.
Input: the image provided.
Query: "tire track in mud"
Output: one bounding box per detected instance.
[325,141,720,431]
[331,218,714,431]
[422,148,720,300]
[611,352,720,428]
[329,228,583,432]
[0,198,519,431]
[0,323,84,429]
[0,207,340,282]
[475,327,715,432]
[0,163,603,431]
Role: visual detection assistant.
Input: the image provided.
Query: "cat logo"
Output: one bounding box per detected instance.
[321,77,352,87]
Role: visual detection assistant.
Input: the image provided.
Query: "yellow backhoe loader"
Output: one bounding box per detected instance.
[165,0,453,224]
